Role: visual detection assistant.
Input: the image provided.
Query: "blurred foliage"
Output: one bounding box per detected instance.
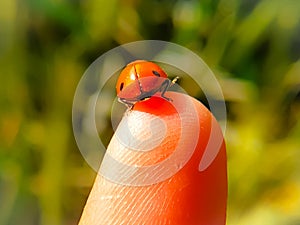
[0,0,300,224]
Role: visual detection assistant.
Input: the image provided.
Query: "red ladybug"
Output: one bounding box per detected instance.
[116,60,178,107]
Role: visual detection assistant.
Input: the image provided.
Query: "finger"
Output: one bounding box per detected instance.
[79,92,227,225]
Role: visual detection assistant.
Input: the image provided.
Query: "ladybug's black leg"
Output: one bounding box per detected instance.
[160,79,172,101]
[118,98,134,109]
[160,76,180,101]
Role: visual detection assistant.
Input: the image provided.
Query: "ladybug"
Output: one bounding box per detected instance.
[116,60,178,107]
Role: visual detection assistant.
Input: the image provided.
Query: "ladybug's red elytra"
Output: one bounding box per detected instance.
[116,60,178,107]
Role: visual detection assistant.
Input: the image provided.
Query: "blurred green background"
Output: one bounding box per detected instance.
[1,0,300,224]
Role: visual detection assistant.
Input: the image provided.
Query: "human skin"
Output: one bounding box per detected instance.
[79,92,227,225]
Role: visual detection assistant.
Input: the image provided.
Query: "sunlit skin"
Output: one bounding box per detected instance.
[79,93,227,224]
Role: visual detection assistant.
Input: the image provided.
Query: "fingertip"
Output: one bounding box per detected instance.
[79,91,227,225]
[133,95,177,116]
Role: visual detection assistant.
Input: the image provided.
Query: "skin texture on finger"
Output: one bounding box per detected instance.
[79,92,227,225]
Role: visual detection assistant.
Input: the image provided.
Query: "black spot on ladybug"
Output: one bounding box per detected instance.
[120,82,124,91]
[152,70,160,77]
